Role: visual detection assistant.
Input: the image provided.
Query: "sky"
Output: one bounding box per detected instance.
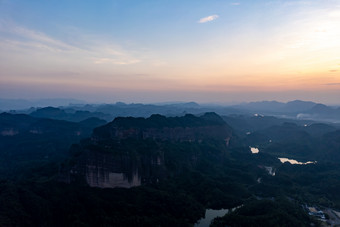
[0,0,340,104]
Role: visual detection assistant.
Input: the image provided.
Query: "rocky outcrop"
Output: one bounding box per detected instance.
[65,149,164,188]
[92,112,232,143]
[63,113,232,188]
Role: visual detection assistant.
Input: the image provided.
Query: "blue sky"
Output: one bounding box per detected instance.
[1,0,340,104]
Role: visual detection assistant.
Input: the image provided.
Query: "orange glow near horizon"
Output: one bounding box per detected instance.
[1,1,340,103]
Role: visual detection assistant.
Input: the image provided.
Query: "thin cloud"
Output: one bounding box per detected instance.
[324,83,340,86]
[231,2,240,6]
[329,70,338,72]
[0,21,76,52]
[283,1,312,7]
[198,15,219,23]
[0,21,141,65]
[94,58,140,65]
[329,10,340,18]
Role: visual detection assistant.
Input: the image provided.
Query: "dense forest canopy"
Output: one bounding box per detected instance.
[1,103,340,226]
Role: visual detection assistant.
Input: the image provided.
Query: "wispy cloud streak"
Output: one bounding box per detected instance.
[324,83,340,86]
[0,21,140,65]
[198,15,219,23]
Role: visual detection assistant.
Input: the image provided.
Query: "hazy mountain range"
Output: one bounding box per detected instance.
[2,99,339,123]
[0,98,85,111]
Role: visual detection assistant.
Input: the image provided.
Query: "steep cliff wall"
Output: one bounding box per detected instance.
[63,112,232,188]
[67,149,164,188]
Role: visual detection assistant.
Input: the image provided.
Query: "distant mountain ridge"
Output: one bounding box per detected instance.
[234,100,340,122]
[3,99,340,123]
[235,100,318,113]
[30,106,111,122]
[0,98,85,110]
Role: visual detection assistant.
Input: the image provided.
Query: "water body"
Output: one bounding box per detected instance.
[195,206,243,227]
[195,209,229,227]
[278,158,316,165]
[250,147,259,154]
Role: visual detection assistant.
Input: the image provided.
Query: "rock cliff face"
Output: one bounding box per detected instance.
[63,113,232,188]
[66,149,164,188]
[94,126,230,143]
[93,112,231,142]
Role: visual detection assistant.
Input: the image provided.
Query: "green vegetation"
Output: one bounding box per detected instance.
[211,198,317,227]
[1,111,340,226]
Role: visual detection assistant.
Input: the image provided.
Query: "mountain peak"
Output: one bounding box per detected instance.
[93,112,232,142]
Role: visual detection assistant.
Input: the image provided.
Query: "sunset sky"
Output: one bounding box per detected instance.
[1,0,340,104]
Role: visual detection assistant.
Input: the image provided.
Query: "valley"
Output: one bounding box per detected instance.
[0,101,340,226]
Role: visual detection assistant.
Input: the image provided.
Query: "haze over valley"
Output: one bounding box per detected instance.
[1,0,340,226]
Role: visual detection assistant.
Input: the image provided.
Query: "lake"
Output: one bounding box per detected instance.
[250,147,259,154]
[195,209,229,227]
[278,157,316,165]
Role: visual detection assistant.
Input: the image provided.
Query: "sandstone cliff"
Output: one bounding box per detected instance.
[62,113,232,188]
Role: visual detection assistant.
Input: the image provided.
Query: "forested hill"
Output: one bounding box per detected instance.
[1,111,340,226]
[62,112,233,188]
[0,112,106,179]
[93,112,232,141]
